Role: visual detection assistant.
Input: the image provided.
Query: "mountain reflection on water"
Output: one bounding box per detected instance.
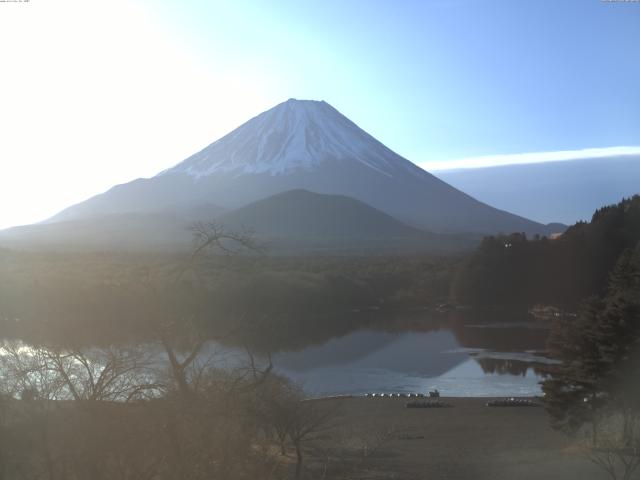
[3,310,554,398]
[266,318,552,397]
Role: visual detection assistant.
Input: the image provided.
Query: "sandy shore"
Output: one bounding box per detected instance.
[315,396,603,480]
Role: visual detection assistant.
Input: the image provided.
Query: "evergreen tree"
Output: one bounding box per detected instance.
[542,243,640,478]
[543,243,640,431]
[453,195,640,310]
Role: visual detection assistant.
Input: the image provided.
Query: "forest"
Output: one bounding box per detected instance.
[453,195,640,310]
[1,197,639,479]
[452,196,640,479]
[0,243,458,349]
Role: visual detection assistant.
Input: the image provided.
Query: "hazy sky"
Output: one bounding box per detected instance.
[0,0,638,228]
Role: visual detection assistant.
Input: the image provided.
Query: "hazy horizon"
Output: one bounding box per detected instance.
[1,0,639,229]
[1,3,639,478]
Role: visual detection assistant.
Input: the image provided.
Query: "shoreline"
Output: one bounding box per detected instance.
[308,395,601,479]
[309,394,544,401]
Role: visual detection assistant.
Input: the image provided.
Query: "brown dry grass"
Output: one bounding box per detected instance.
[312,397,603,480]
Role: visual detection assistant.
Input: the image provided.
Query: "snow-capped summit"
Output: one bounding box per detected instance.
[162,99,421,178]
[44,98,557,236]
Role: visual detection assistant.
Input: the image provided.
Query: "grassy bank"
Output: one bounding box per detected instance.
[307,396,603,479]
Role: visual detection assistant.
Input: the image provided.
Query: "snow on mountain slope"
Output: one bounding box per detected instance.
[42,98,557,236]
[161,98,422,179]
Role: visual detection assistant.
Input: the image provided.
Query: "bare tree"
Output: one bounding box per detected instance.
[582,410,640,480]
[47,346,158,402]
[154,220,266,397]
[0,221,277,480]
[1,340,159,403]
[287,399,342,480]
[190,220,264,260]
[0,340,167,480]
[254,380,341,480]
[156,319,207,400]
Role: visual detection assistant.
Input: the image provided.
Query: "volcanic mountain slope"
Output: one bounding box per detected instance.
[0,190,477,253]
[0,211,192,251]
[435,155,640,225]
[48,99,557,236]
[220,189,422,239]
[218,189,477,253]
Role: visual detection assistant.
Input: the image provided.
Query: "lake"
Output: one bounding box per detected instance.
[212,318,556,398]
[2,313,557,399]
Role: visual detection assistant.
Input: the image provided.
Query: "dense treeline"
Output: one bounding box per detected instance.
[0,249,457,348]
[452,195,640,310]
[0,229,406,480]
[543,242,640,432]
[541,242,640,479]
[452,196,640,478]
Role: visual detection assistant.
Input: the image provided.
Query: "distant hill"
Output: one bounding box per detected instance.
[48,99,555,236]
[0,190,479,254]
[219,189,478,253]
[435,155,640,225]
[220,189,420,239]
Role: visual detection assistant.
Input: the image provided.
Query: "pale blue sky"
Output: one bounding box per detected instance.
[0,0,638,228]
[146,0,640,161]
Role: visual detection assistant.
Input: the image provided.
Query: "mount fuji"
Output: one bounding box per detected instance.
[2,99,560,251]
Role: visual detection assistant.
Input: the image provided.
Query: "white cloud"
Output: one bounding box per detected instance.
[422,146,640,172]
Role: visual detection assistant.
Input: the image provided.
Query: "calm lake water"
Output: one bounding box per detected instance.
[3,314,555,398]
[212,320,556,398]
[271,329,552,397]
